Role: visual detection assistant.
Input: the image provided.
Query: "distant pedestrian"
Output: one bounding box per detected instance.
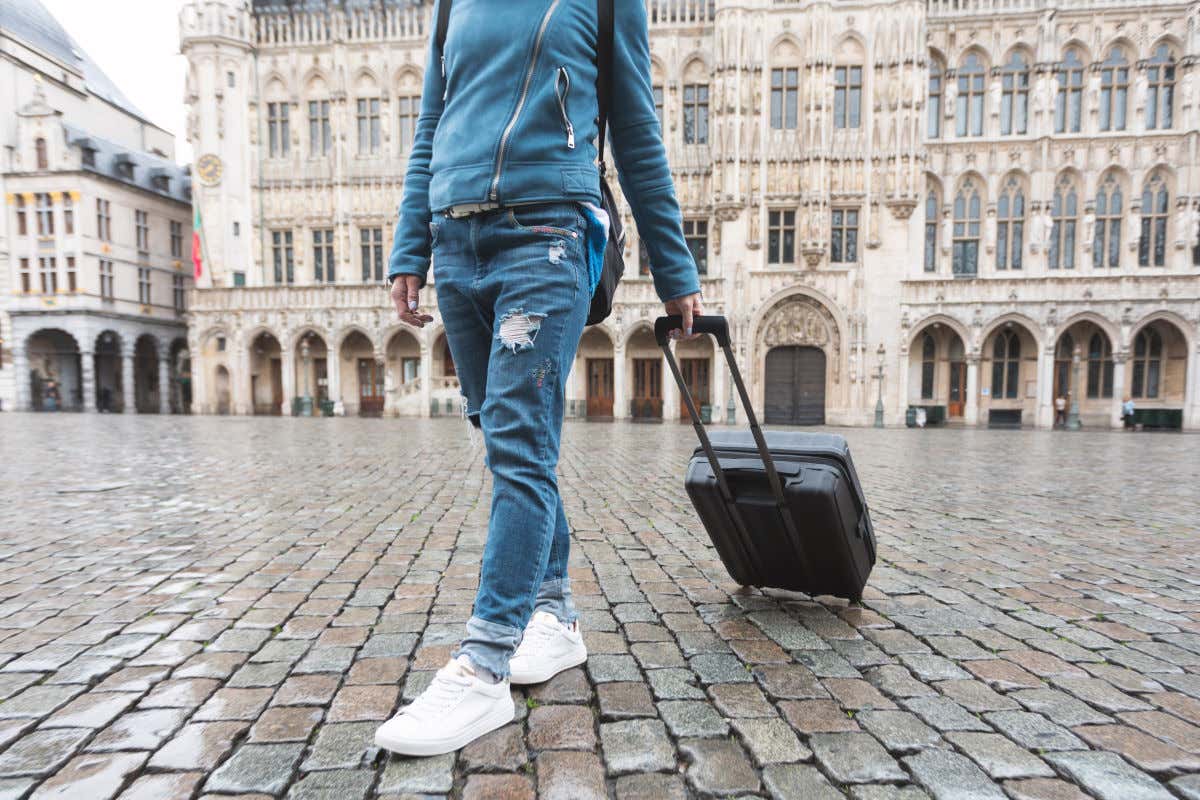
[44,381,60,412]
[1054,395,1066,427]
[1122,396,1136,429]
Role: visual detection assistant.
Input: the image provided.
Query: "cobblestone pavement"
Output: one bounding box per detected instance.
[0,414,1198,800]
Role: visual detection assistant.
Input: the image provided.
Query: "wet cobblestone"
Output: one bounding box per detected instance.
[0,413,1197,797]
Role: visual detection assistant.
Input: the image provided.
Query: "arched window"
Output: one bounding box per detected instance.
[1087,333,1113,399]
[953,179,981,276]
[1094,172,1122,268]
[956,53,986,137]
[1000,52,1029,135]
[924,189,939,272]
[35,138,47,170]
[991,329,1021,399]
[1146,44,1175,130]
[1139,172,1169,268]
[683,81,709,144]
[1049,174,1077,270]
[1131,327,1162,398]
[928,60,943,139]
[1099,46,1130,132]
[921,334,936,400]
[1055,48,1085,133]
[996,176,1025,271]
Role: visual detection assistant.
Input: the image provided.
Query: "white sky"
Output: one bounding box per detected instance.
[39,0,192,164]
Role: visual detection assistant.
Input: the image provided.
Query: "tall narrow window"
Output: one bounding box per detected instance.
[100,260,114,299]
[15,195,26,236]
[1000,53,1030,135]
[1139,172,1169,268]
[652,85,664,129]
[834,66,862,129]
[1131,328,1162,399]
[63,194,74,235]
[1048,175,1077,270]
[357,98,381,155]
[920,334,936,400]
[397,95,418,153]
[19,258,31,292]
[309,100,332,156]
[135,210,149,252]
[996,177,1024,270]
[360,227,383,282]
[928,61,943,138]
[313,228,335,282]
[170,220,183,258]
[96,199,111,241]
[268,102,290,157]
[272,230,294,284]
[39,257,56,294]
[924,191,939,272]
[173,275,186,311]
[952,179,981,276]
[767,210,796,265]
[1099,46,1130,132]
[1086,333,1113,399]
[138,267,151,305]
[684,219,708,274]
[1093,173,1122,268]
[1146,44,1176,130]
[682,84,708,144]
[956,53,985,137]
[830,208,859,263]
[35,138,47,169]
[992,329,1021,399]
[770,68,799,130]
[1055,49,1085,133]
[35,193,54,236]
[66,256,76,292]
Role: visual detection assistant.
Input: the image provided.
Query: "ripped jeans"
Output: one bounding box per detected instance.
[430,201,590,679]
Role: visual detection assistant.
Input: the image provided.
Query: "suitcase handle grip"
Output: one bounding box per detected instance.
[654,315,729,347]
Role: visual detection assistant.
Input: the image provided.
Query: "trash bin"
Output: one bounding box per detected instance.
[700,404,712,424]
[906,407,917,428]
[320,400,335,417]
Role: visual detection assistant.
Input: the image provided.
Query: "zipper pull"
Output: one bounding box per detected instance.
[441,55,447,101]
[566,123,575,149]
[441,55,446,78]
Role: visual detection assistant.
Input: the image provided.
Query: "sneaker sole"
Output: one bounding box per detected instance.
[374,697,514,757]
[509,645,588,686]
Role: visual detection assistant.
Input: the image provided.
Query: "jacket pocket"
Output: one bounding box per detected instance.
[554,66,575,150]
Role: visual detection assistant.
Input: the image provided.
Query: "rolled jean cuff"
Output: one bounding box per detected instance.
[453,615,522,680]
[533,577,577,626]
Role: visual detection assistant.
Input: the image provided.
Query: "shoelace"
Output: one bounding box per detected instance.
[402,665,473,720]
[516,617,563,655]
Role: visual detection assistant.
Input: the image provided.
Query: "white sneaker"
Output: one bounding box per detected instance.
[509,611,588,685]
[374,655,513,756]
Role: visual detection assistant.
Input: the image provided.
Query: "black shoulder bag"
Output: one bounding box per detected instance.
[434,0,625,327]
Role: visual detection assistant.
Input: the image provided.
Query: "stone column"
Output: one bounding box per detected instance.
[189,343,206,415]
[1186,343,1200,431]
[12,344,29,411]
[157,343,172,414]
[1110,353,1127,429]
[80,351,96,413]
[280,346,295,416]
[1035,345,1055,429]
[895,348,910,425]
[613,342,627,420]
[121,347,136,413]
[964,355,980,426]
[419,344,432,418]
[330,348,344,416]
[662,350,680,422]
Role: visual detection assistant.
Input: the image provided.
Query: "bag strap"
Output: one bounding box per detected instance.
[435,0,451,53]
[595,0,613,177]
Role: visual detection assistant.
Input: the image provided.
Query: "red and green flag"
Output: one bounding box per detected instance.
[191,206,204,280]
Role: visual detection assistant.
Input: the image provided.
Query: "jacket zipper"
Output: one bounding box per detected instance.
[555,66,575,149]
[441,55,447,102]
[489,0,560,201]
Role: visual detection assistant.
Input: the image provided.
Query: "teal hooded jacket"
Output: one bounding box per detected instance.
[387,0,702,303]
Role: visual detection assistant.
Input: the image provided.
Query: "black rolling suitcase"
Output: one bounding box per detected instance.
[656,315,876,602]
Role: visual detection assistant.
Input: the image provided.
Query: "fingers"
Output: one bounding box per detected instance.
[391,276,433,327]
[680,300,695,339]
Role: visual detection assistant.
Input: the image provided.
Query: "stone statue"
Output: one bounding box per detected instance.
[1028,208,1048,251]
[1087,70,1101,114]
[1033,73,1052,117]
[1134,70,1149,116]
[988,76,1002,117]
[1039,207,1053,249]
[985,209,997,253]
[1126,209,1142,252]
[1082,207,1096,250]
[1179,203,1200,248]
[943,77,957,119]
[941,212,952,254]
[1181,70,1196,109]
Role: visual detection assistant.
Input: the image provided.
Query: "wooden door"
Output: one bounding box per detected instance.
[632,358,662,419]
[679,358,710,420]
[764,346,826,425]
[586,358,614,418]
[948,361,966,417]
[270,358,283,415]
[357,358,385,416]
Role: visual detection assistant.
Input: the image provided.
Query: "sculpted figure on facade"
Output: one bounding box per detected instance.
[1082,205,1096,251]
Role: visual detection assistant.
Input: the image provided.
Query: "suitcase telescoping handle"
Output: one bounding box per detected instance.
[655,315,806,566]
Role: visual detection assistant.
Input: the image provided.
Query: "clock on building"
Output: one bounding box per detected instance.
[196,153,223,186]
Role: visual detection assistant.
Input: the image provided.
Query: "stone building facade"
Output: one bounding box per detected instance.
[1,0,194,413]
[180,0,1200,429]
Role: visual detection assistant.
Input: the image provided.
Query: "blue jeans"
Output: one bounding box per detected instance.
[431,201,589,679]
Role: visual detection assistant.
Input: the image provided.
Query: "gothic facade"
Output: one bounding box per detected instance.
[180,0,1200,429]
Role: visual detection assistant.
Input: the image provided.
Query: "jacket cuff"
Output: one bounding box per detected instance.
[387,266,429,289]
[653,272,701,304]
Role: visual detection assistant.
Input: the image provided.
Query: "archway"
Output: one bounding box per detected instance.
[214,365,232,415]
[26,329,81,411]
[980,320,1038,428]
[170,338,190,414]
[249,331,283,415]
[577,328,615,419]
[93,330,123,412]
[626,326,662,421]
[385,328,421,417]
[757,295,841,426]
[294,331,330,415]
[675,334,715,422]
[134,334,160,413]
[1126,319,1188,428]
[908,323,967,420]
[1054,321,1115,428]
[340,330,379,417]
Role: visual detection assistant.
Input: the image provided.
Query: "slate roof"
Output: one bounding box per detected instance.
[64,123,192,205]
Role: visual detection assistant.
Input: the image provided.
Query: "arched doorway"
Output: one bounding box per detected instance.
[340,330,381,417]
[765,347,826,425]
[907,323,967,420]
[626,327,662,421]
[170,338,191,414]
[294,331,330,415]
[980,321,1038,427]
[134,335,160,413]
[249,331,283,415]
[214,365,231,415]
[93,330,122,412]
[385,329,421,417]
[26,329,82,411]
[675,335,714,422]
[578,328,614,419]
[1126,319,1188,428]
[1055,321,1115,428]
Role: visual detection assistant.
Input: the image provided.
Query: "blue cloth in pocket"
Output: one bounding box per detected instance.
[578,201,609,297]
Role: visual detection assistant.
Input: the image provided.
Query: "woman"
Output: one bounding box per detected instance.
[376,0,702,756]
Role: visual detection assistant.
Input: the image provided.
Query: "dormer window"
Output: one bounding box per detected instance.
[81,147,96,167]
[115,157,135,179]
[153,175,170,192]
